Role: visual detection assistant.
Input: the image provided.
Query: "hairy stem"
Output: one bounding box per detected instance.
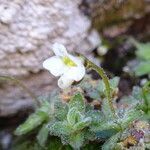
[79,54,116,118]
[0,75,40,107]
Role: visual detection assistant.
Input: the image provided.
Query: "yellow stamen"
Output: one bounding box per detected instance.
[62,56,77,67]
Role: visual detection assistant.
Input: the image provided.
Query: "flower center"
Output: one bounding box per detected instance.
[62,56,77,67]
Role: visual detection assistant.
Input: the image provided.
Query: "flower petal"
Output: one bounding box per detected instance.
[64,55,85,81]
[66,66,85,82]
[52,43,68,57]
[68,54,84,67]
[58,74,74,89]
[43,56,68,76]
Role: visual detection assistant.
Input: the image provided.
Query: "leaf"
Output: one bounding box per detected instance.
[82,143,100,150]
[132,86,142,101]
[102,132,121,150]
[97,80,105,94]
[135,42,150,60]
[120,109,143,129]
[119,86,142,109]
[86,110,103,124]
[96,129,117,139]
[47,137,72,150]
[15,101,50,136]
[15,113,46,136]
[101,98,114,118]
[134,61,150,76]
[84,130,96,141]
[86,88,101,100]
[12,141,40,150]
[79,76,102,100]
[110,77,120,89]
[48,121,72,136]
[90,119,120,132]
[55,101,68,121]
[67,107,82,126]
[12,136,44,150]
[37,123,49,147]
[69,133,85,150]
[69,93,85,112]
[73,117,92,131]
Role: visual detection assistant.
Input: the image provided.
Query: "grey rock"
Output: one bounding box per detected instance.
[0,0,100,116]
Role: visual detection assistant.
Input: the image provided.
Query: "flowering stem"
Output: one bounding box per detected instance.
[79,54,116,118]
[0,75,39,107]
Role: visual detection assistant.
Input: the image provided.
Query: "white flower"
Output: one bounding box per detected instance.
[43,43,85,89]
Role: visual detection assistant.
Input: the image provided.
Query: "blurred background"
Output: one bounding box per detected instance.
[0,0,150,149]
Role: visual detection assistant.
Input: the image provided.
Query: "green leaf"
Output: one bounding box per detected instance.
[97,80,105,94]
[90,119,120,132]
[48,121,72,136]
[120,109,143,129]
[119,86,143,110]
[73,117,92,131]
[69,93,85,112]
[135,42,150,60]
[12,141,41,150]
[47,137,72,150]
[67,107,82,126]
[102,98,114,118]
[96,129,117,139]
[86,88,101,100]
[15,101,50,136]
[37,123,49,147]
[15,113,46,136]
[78,76,102,100]
[69,133,85,150]
[110,77,120,89]
[102,132,121,150]
[132,86,142,101]
[134,61,150,76]
[86,110,103,124]
[55,101,68,121]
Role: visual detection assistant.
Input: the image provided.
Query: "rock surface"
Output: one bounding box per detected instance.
[0,0,100,116]
[0,0,100,76]
[80,0,150,32]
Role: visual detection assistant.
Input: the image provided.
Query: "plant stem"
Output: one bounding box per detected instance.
[0,75,40,107]
[142,88,149,113]
[80,55,116,118]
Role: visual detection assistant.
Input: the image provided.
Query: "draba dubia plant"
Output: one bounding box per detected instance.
[13,43,150,150]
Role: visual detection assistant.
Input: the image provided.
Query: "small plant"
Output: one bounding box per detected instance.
[126,38,150,76]
[12,43,150,150]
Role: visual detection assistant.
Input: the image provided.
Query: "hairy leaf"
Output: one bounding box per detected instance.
[15,101,50,135]
[102,132,121,150]
[90,119,120,132]
[109,77,120,89]
[67,107,82,126]
[120,109,143,129]
[48,121,72,136]
[69,93,85,112]
[55,101,68,121]
[37,124,49,147]
[69,133,85,150]
[73,117,92,131]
